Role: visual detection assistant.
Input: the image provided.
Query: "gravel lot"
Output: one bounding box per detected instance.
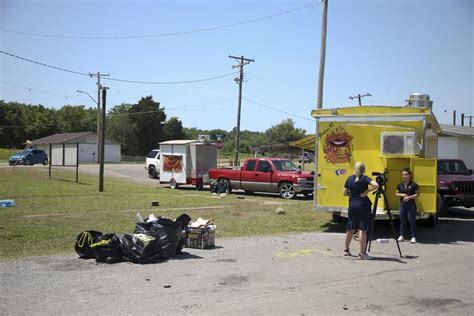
[1,163,473,315]
[1,207,473,315]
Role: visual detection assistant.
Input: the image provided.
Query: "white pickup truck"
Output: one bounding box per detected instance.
[145,149,161,179]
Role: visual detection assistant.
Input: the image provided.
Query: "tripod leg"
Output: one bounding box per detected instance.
[381,191,403,258]
[366,192,379,253]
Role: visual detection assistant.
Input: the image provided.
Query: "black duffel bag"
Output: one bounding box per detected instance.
[75,230,103,259]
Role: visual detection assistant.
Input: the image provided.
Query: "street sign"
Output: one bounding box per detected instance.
[215,140,224,150]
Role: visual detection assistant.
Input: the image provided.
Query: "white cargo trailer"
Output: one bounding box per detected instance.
[159,140,217,189]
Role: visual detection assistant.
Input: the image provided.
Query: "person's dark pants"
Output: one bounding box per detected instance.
[399,202,417,238]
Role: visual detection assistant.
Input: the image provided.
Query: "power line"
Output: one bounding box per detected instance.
[1,50,239,85]
[0,4,314,40]
[104,72,238,85]
[0,50,89,76]
[0,82,90,102]
[243,97,313,122]
[263,46,473,61]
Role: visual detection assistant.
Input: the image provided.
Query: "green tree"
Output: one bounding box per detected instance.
[129,96,167,155]
[107,96,167,155]
[56,105,96,133]
[264,119,306,144]
[164,117,185,140]
[107,103,135,154]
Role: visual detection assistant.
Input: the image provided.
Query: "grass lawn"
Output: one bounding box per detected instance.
[0,167,332,260]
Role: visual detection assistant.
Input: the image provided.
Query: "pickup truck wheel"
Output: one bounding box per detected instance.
[148,166,158,179]
[169,178,179,189]
[436,193,448,217]
[217,178,231,194]
[279,182,296,199]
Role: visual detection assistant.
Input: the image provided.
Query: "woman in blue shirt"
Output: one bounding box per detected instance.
[395,168,420,244]
[343,162,379,260]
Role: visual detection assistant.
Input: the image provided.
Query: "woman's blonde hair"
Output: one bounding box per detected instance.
[354,162,366,175]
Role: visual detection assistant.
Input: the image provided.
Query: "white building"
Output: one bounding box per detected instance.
[438,124,474,169]
[31,132,122,164]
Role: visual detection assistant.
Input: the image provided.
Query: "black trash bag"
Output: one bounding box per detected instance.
[175,214,192,254]
[155,217,182,259]
[120,233,164,264]
[209,181,218,194]
[90,233,123,264]
[75,230,103,259]
[133,214,191,258]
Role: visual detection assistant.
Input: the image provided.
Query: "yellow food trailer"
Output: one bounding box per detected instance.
[293,105,441,227]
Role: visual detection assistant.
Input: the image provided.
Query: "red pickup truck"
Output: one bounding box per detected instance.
[207,158,314,199]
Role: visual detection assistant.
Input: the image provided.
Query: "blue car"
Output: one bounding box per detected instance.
[8,149,49,166]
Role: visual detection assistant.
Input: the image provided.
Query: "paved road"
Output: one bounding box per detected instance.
[1,207,473,315]
[0,163,162,187]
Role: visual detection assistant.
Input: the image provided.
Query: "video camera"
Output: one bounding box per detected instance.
[372,169,388,187]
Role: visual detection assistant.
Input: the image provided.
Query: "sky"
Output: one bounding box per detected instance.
[1,0,473,134]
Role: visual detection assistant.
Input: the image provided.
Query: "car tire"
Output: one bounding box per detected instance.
[169,178,179,189]
[43,159,48,166]
[148,166,158,179]
[25,159,32,166]
[279,182,296,199]
[217,178,232,194]
[436,193,448,217]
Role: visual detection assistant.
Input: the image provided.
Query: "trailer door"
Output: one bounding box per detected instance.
[410,158,437,215]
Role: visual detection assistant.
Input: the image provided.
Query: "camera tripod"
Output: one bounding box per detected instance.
[366,185,403,258]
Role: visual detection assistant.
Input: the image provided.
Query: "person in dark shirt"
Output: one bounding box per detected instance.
[343,162,379,260]
[396,168,420,243]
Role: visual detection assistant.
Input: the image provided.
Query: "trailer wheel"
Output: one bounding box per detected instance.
[332,212,343,222]
[279,182,296,199]
[169,178,179,189]
[436,193,448,217]
[426,214,438,228]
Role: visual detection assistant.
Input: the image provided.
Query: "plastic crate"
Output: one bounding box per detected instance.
[186,227,215,249]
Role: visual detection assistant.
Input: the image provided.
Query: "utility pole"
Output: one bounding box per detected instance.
[349,93,372,106]
[99,86,109,192]
[229,55,254,166]
[314,0,328,209]
[89,72,109,164]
